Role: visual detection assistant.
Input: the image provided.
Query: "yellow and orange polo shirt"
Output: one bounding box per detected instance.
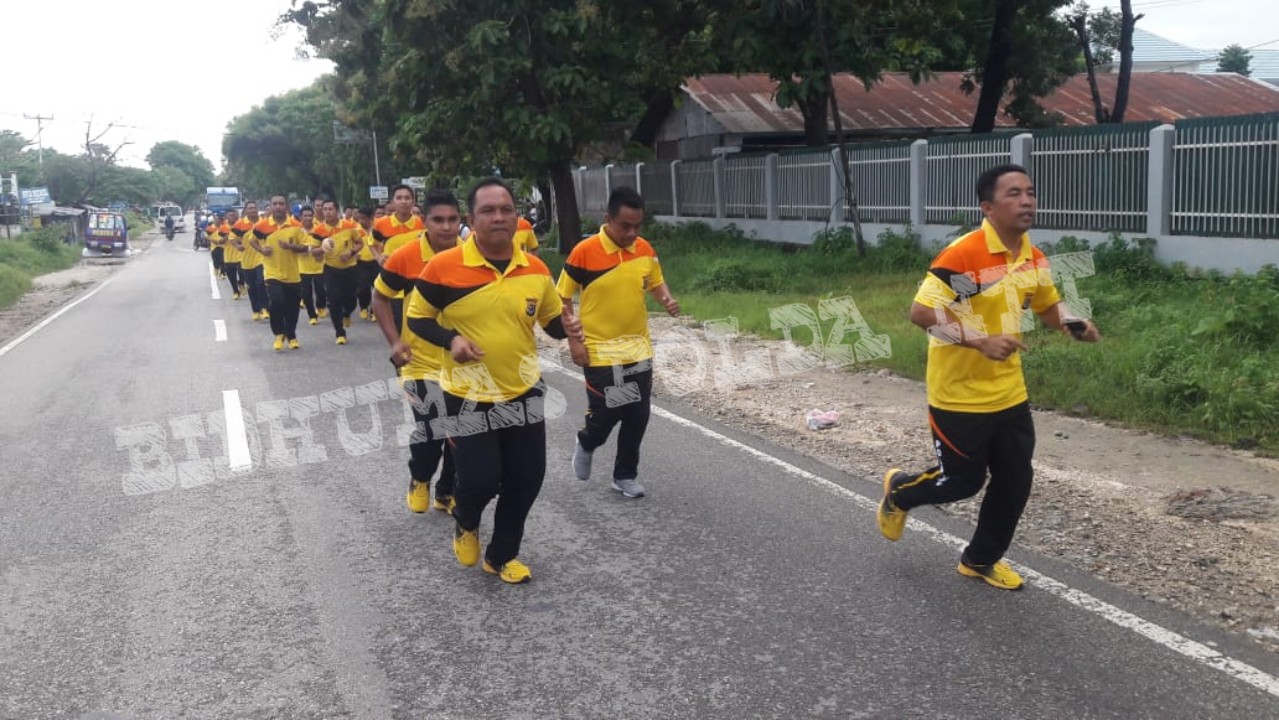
[406,238,563,403]
[556,226,665,367]
[913,219,1062,413]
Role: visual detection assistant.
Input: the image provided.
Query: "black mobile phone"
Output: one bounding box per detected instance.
[1063,318,1087,339]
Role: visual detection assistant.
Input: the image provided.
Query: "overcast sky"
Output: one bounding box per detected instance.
[2,0,332,173]
[2,0,1275,175]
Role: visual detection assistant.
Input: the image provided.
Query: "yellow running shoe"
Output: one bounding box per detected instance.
[288,338,300,350]
[309,317,318,325]
[262,309,270,318]
[957,559,1024,591]
[252,311,261,321]
[877,468,910,541]
[272,335,285,352]
[318,308,329,319]
[359,309,369,320]
[432,494,455,513]
[232,292,241,300]
[483,558,531,584]
[406,479,430,513]
[335,336,347,345]
[368,312,376,322]
[453,525,480,567]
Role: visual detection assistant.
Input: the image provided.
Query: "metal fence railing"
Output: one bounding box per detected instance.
[925,134,1013,226]
[579,166,608,216]
[843,141,912,223]
[1031,122,1155,233]
[777,148,833,221]
[724,154,768,219]
[676,159,717,218]
[1172,113,1279,238]
[641,161,674,216]
[570,114,1279,242]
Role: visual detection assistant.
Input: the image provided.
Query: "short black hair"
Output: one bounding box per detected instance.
[390,183,414,200]
[299,205,314,215]
[977,164,1030,203]
[357,206,375,219]
[243,201,257,209]
[467,177,515,214]
[607,186,645,217]
[423,189,460,212]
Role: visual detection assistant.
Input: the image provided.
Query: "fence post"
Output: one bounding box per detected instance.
[829,147,844,226]
[634,163,644,196]
[713,157,727,219]
[670,160,682,218]
[575,166,586,211]
[909,140,928,228]
[1010,133,1034,170]
[604,163,616,201]
[765,153,779,222]
[1147,124,1175,236]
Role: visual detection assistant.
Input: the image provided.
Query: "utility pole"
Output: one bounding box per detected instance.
[23,114,53,167]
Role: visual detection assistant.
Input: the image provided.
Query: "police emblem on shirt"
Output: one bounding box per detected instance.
[525,298,537,316]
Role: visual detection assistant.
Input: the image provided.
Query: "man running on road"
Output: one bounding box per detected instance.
[406,178,583,584]
[374,190,464,514]
[876,164,1101,591]
[558,187,679,499]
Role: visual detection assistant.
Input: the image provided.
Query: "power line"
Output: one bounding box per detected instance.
[22,113,52,167]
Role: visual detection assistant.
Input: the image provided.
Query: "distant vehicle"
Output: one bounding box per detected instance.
[205,187,241,215]
[83,210,130,258]
[156,203,186,232]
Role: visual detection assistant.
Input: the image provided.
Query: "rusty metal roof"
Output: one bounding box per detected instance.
[682,72,1279,133]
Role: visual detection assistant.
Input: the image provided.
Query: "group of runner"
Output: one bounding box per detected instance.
[194,164,1101,594]
[200,179,677,585]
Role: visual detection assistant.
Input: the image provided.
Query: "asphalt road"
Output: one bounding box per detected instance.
[2,227,1278,719]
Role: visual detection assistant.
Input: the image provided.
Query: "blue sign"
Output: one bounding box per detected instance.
[109,201,128,211]
[20,187,50,205]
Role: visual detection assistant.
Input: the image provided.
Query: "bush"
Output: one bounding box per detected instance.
[0,264,31,309]
[689,259,778,292]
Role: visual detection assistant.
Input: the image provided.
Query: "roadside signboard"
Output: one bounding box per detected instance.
[369,185,389,200]
[19,187,50,205]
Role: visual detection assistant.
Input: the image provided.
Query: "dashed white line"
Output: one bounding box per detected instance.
[542,362,1279,700]
[222,390,252,471]
[0,276,117,360]
[210,262,221,300]
[213,319,227,342]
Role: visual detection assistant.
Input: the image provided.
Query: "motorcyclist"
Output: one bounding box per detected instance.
[164,214,175,240]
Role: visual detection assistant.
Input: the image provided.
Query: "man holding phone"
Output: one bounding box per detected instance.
[875,164,1100,591]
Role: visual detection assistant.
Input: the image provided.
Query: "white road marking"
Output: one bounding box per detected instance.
[213,320,227,342]
[210,262,221,300]
[542,362,1279,700]
[0,276,117,360]
[222,390,252,471]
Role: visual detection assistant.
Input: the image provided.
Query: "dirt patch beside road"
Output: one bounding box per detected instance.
[626,317,1279,654]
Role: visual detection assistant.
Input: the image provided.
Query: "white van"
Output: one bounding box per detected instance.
[157,204,186,232]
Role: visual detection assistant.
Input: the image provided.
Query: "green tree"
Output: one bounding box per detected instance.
[955,0,1078,132]
[1217,44,1253,76]
[222,79,404,204]
[146,141,215,205]
[285,0,718,252]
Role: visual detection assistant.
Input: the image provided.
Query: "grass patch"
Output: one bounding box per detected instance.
[0,227,83,310]
[637,221,1279,454]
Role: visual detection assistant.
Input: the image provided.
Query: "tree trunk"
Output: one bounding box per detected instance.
[549,161,582,256]
[1111,2,1143,123]
[800,90,831,146]
[1071,14,1109,123]
[971,0,1021,134]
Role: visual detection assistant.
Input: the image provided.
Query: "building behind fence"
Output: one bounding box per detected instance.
[574,114,1279,272]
